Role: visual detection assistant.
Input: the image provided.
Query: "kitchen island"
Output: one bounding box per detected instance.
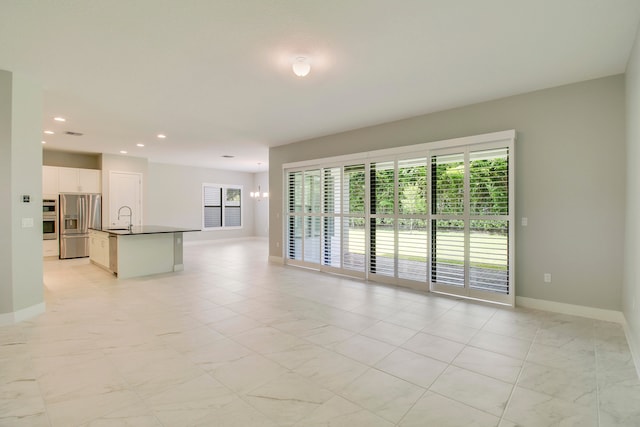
[89,226,199,279]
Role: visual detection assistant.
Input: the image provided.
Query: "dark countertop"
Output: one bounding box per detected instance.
[90,225,200,236]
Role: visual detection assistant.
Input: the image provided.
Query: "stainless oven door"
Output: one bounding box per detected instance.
[43,216,57,240]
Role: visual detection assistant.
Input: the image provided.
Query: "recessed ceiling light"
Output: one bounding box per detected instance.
[54,117,66,122]
[120,150,128,154]
[136,143,145,147]
[42,141,46,144]
[44,130,54,135]
[157,134,166,139]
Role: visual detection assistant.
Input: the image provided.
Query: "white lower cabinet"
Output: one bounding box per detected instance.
[89,230,110,269]
[43,240,59,257]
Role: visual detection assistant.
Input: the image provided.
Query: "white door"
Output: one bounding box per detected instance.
[109,171,142,228]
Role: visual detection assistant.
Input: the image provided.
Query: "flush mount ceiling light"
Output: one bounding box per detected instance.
[53,117,66,122]
[292,57,311,77]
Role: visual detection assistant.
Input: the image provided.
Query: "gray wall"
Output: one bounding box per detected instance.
[270,75,626,311]
[0,70,43,317]
[624,28,640,361]
[147,162,256,241]
[43,150,100,169]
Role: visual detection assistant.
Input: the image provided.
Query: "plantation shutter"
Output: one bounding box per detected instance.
[287,171,303,261]
[203,186,222,228]
[343,164,366,272]
[431,153,465,287]
[398,157,428,281]
[370,161,395,278]
[322,167,341,268]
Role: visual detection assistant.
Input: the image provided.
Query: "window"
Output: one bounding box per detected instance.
[203,184,243,229]
[283,130,514,306]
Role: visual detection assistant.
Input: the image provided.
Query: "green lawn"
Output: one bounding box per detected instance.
[343,228,507,269]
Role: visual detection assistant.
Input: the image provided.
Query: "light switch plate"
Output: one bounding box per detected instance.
[22,217,34,228]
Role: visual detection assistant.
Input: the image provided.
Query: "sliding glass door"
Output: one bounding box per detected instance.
[284,132,514,305]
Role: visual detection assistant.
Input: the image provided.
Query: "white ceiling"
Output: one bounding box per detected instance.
[1,1,639,172]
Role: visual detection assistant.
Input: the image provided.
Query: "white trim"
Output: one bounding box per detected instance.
[0,302,46,325]
[283,130,516,170]
[516,296,624,323]
[622,320,640,380]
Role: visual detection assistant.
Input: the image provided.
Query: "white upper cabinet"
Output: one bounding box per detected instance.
[42,166,59,195]
[51,167,101,194]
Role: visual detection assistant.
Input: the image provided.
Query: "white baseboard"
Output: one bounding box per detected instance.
[516,296,624,323]
[0,302,46,326]
[269,256,284,265]
[622,320,640,380]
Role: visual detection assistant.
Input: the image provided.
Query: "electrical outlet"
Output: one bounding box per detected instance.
[521,217,528,226]
[276,241,280,248]
[544,273,552,283]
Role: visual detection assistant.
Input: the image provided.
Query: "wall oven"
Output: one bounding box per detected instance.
[43,198,57,240]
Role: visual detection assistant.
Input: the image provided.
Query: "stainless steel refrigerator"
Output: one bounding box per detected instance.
[59,193,101,259]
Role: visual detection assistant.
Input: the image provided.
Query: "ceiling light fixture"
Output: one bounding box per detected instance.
[54,117,66,122]
[44,130,54,135]
[42,141,46,144]
[157,134,166,139]
[120,150,128,154]
[250,185,269,201]
[292,57,311,77]
[136,143,145,147]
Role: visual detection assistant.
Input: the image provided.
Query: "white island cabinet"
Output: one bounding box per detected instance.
[89,230,110,269]
[89,226,199,279]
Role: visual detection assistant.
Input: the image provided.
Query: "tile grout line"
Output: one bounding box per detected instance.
[498,324,540,425]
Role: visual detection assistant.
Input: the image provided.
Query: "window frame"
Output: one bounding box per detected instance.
[282,130,515,306]
[202,183,244,230]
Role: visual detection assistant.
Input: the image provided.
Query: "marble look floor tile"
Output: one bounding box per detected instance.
[398,391,500,427]
[360,321,417,346]
[233,326,307,355]
[210,314,264,337]
[401,331,465,363]
[299,324,355,346]
[37,355,129,404]
[597,376,640,426]
[340,368,425,423]
[0,378,47,424]
[6,239,637,427]
[108,347,204,399]
[79,403,161,426]
[421,320,480,344]
[297,395,394,427]
[244,372,334,425]
[517,362,596,406]
[452,346,522,383]
[144,374,238,426]
[186,337,254,372]
[262,342,327,370]
[384,310,443,331]
[46,389,143,427]
[526,341,595,371]
[157,324,225,353]
[430,366,512,417]
[331,334,396,366]
[210,353,288,394]
[375,348,447,388]
[503,386,597,427]
[468,329,532,360]
[294,351,369,393]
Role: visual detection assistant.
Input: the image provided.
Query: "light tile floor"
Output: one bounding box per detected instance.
[2,238,640,426]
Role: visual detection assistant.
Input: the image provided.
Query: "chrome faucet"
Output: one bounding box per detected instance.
[117,205,133,231]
